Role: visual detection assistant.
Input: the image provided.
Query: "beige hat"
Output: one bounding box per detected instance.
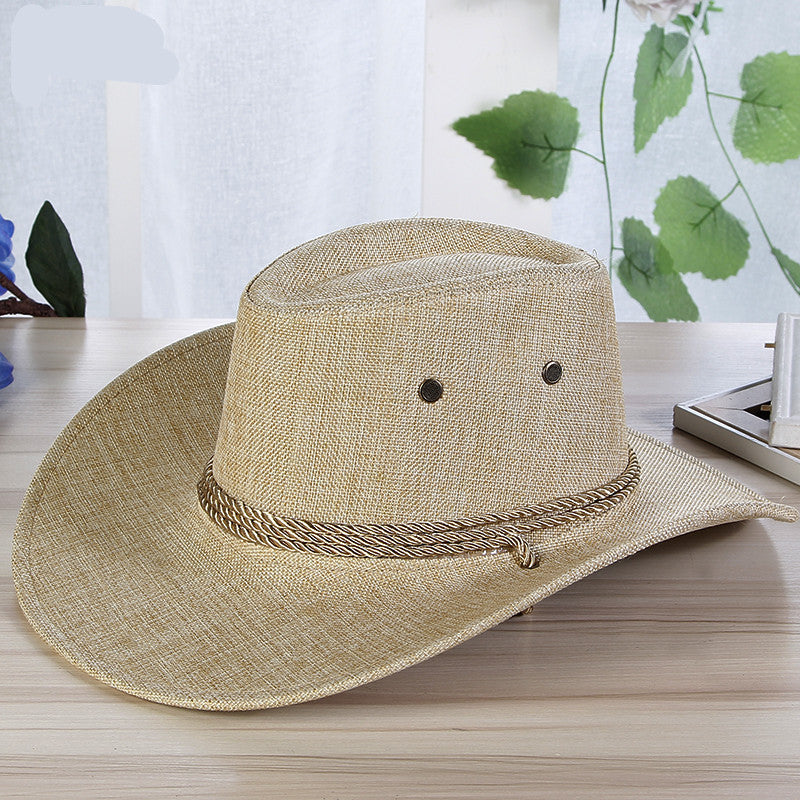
[12,218,796,711]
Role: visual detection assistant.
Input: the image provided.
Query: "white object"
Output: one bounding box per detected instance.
[673,378,800,487]
[769,313,800,447]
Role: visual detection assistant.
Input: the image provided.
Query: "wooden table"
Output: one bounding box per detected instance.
[1,319,798,799]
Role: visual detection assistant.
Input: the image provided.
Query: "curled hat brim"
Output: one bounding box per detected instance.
[12,324,796,711]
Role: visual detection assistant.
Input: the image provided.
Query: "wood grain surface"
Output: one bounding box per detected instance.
[1,319,798,799]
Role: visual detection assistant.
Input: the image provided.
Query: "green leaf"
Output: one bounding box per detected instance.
[616,218,699,321]
[773,248,800,295]
[633,26,693,153]
[654,176,749,279]
[733,52,800,163]
[25,201,86,317]
[452,90,579,200]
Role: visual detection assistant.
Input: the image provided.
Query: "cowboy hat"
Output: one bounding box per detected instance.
[12,217,796,710]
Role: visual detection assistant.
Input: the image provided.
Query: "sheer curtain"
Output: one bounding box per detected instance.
[3,0,110,315]
[3,1,425,318]
[553,0,800,321]
[140,2,424,318]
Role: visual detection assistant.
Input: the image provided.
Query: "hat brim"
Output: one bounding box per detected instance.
[12,324,796,710]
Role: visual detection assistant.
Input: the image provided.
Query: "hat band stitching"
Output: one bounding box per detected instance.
[197,448,640,570]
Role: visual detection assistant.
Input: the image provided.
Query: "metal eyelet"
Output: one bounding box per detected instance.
[418,378,443,403]
[542,361,563,385]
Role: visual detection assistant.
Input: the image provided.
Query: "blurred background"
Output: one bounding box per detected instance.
[2,0,798,321]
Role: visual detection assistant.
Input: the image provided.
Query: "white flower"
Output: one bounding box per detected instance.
[624,0,697,27]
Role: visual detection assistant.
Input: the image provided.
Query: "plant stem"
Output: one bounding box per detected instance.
[0,273,57,316]
[520,140,604,164]
[599,0,621,268]
[574,147,605,165]
[694,46,797,291]
[707,90,782,110]
[691,180,740,229]
[719,180,741,204]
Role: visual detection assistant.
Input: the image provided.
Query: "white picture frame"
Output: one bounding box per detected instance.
[673,378,800,486]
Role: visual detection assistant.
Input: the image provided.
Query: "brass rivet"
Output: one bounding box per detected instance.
[542,361,563,385]
[418,378,443,403]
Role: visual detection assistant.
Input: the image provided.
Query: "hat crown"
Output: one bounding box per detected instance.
[212,219,628,524]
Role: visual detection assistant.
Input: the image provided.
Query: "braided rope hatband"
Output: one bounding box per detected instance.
[197,448,640,569]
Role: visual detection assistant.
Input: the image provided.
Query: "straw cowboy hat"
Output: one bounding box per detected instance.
[12,217,796,710]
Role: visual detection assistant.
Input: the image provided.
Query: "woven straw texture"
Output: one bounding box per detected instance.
[12,218,797,711]
[215,218,627,521]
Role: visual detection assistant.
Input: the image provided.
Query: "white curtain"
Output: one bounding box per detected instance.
[3,1,425,318]
[140,1,424,318]
[2,0,110,314]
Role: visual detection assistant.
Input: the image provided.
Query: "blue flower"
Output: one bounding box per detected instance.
[0,253,16,283]
[0,214,13,258]
[0,214,16,296]
[0,350,12,390]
